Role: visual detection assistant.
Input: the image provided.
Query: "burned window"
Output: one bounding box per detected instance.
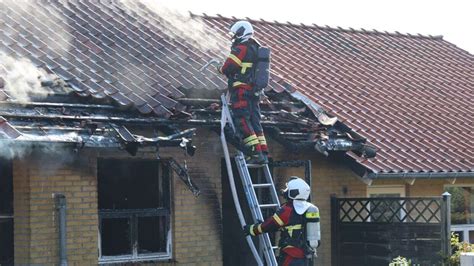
[98,159,171,263]
[0,159,13,265]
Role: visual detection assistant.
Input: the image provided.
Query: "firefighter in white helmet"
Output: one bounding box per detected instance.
[244,176,321,265]
[218,20,269,165]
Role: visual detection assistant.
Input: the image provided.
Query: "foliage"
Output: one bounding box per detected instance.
[446,232,474,265]
[389,256,411,266]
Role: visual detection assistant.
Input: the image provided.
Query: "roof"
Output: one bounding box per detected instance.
[202,16,474,176]
[0,0,473,176]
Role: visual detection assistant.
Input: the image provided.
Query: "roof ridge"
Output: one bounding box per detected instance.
[200,13,444,41]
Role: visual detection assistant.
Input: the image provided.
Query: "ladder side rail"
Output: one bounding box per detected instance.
[235,155,276,265]
[220,95,264,266]
[263,165,281,206]
[221,94,278,266]
[235,157,263,221]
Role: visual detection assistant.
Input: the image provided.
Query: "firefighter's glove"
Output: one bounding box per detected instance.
[243,224,259,237]
[243,224,254,236]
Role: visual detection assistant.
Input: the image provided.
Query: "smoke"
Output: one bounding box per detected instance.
[0,0,72,101]
[2,0,72,57]
[120,0,227,56]
[0,132,82,160]
[0,52,54,102]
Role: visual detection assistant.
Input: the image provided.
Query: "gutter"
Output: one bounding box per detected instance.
[366,171,474,179]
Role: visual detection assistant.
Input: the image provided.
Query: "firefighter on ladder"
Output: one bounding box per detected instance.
[218,20,269,165]
[244,177,321,266]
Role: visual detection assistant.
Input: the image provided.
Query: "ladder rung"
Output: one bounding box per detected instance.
[259,204,279,209]
[246,163,266,168]
[272,246,279,250]
[252,183,273,188]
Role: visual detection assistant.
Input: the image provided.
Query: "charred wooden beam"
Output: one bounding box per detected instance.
[189,108,305,116]
[0,101,116,110]
[0,110,296,128]
[110,125,197,155]
[166,159,200,196]
[177,97,305,108]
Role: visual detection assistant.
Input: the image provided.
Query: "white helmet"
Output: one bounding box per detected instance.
[284,176,310,201]
[229,20,254,42]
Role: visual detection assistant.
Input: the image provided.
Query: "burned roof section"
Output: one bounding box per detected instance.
[0,0,371,162]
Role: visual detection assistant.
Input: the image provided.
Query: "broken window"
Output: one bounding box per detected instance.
[0,159,13,265]
[98,159,171,263]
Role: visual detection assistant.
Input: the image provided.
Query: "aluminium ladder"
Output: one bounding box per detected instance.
[220,94,281,266]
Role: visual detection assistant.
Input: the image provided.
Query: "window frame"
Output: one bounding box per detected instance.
[367,185,406,197]
[445,184,474,243]
[366,185,406,222]
[97,159,172,264]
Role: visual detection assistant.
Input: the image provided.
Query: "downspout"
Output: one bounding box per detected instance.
[54,193,68,266]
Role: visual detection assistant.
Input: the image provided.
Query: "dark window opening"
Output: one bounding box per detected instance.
[98,159,171,263]
[0,159,13,265]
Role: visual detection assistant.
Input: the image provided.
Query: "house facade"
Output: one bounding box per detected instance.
[0,1,473,266]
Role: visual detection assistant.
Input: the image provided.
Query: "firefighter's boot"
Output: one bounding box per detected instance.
[246,151,268,165]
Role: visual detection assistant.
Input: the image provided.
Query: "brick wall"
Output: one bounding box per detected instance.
[11,131,368,266]
[12,129,473,266]
[13,150,98,265]
[161,129,224,265]
[272,151,367,266]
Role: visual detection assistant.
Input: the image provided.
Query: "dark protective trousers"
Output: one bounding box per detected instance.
[230,87,268,154]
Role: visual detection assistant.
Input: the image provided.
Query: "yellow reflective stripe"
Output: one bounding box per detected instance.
[306,212,320,218]
[285,224,302,230]
[229,54,242,66]
[249,224,256,236]
[273,214,284,226]
[246,140,260,146]
[257,224,263,234]
[240,62,253,74]
[257,136,267,145]
[232,81,248,87]
[285,224,303,237]
[243,135,258,144]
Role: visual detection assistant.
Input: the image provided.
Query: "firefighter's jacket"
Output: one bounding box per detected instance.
[249,201,320,258]
[219,39,259,91]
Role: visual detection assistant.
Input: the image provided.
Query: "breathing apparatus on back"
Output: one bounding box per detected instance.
[282,177,321,252]
[228,21,271,91]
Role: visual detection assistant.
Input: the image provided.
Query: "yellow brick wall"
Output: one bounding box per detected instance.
[272,151,368,266]
[11,130,368,266]
[13,151,98,265]
[13,128,474,266]
[12,159,30,265]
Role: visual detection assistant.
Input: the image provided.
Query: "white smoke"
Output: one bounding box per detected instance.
[0,52,53,102]
[120,0,227,56]
[3,0,72,57]
[0,132,82,160]
[0,52,54,102]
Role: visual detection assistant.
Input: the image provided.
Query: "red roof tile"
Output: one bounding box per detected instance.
[0,0,230,116]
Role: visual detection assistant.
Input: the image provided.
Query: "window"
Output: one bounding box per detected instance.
[446,186,474,243]
[0,159,13,265]
[367,185,406,222]
[98,159,171,263]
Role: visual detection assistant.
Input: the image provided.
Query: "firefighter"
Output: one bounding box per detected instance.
[218,20,269,164]
[243,177,321,266]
